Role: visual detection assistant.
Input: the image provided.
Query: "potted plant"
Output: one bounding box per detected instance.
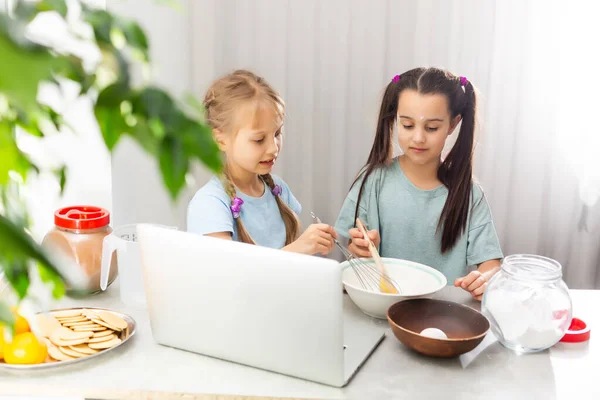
[0,0,221,334]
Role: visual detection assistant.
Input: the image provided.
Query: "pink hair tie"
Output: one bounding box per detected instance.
[459,76,468,86]
[271,185,282,196]
[392,74,401,83]
[230,197,244,219]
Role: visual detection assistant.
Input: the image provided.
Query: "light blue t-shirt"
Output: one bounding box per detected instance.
[335,157,503,282]
[187,175,302,249]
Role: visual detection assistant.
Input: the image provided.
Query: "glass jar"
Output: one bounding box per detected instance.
[482,254,572,353]
[41,206,118,297]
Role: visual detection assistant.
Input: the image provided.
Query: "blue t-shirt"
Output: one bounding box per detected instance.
[187,175,302,249]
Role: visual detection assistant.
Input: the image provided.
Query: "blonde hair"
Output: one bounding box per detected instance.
[204,69,300,245]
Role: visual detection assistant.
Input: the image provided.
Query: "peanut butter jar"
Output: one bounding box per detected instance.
[42,206,118,297]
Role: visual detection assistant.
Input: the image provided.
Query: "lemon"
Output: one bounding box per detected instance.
[4,332,48,364]
[11,306,30,335]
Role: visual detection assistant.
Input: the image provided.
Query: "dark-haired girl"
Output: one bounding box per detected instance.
[335,68,503,301]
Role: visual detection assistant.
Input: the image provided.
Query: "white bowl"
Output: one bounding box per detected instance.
[342,257,447,319]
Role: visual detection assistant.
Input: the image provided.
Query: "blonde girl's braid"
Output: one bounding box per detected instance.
[260,173,300,245]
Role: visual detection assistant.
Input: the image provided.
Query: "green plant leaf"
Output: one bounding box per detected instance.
[0,23,62,111]
[0,8,41,50]
[183,92,205,119]
[0,121,19,185]
[0,301,15,327]
[0,181,31,229]
[98,44,130,87]
[159,136,188,199]
[147,117,166,140]
[58,56,96,94]
[0,215,61,282]
[95,106,128,150]
[85,10,113,45]
[38,263,65,299]
[94,83,132,149]
[2,260,30,299]
[119,21,149,61]
[132,87,175,125]
[12,1,39,22]
[13,0,68,21]
[181,121,222,173]
[15,108,44,137]
[97,82,131,107]
[1,120,40,184]
[14,104,67,138]
[0,122,35,183]
[128,118,160,156]
[54,165,67,195]
[42,105,62,131]
[37,0,68,17]
[114,48,131,86]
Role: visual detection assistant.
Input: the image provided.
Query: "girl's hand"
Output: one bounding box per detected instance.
[347,228,380,258]
[284,223,337,255]
[454,262,501,301]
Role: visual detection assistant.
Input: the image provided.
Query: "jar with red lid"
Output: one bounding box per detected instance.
[41,206,118,296]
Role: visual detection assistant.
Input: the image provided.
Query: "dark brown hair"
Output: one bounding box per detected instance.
[353,67,476,252]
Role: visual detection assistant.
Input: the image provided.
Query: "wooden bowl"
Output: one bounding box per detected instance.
[387,298,490,357]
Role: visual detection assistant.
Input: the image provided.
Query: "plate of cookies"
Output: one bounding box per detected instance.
[0,307,136,370]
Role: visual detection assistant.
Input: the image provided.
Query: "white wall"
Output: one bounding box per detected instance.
[106,0,213,229]
[181,0,599,288]
[103,0,600,288]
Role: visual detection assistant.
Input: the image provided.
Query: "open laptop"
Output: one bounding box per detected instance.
[137,224,386,387]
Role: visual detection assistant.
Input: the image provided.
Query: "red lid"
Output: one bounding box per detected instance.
[54,206,110,230]
[560,318,590,343]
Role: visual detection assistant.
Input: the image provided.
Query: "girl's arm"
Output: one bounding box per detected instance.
[347,228,380,258]
[282,223,336,255]
[187,183,236,239]
[205,232,233,240]
[478,259,501,275]
[460,185,504,301]
[455,258,502,301]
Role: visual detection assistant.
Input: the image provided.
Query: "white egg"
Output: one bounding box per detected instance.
[420,327,448,339]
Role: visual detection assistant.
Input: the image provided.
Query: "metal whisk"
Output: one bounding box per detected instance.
[310,212,401,294]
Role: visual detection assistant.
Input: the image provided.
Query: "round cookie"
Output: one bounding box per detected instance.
[69,344,98,355]
[92,330,114,338]
[72,326,106,332]
[90,318,122,332]
[88,334,117,343]
[57,316,87,323]
[62,320,94,326]
[51,310,83,318]
[95,311,128,330]
[35,314,62,338]
[48,344,74,361]
[59,346,86,359]
[88,337,122,349]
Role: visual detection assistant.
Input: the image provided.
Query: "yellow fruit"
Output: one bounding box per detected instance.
[11,306,31,334]
[0,324,6,361]
[4,332,48,365]
[1,307,33,361]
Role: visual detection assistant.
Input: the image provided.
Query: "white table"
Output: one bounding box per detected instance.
[1,283,598,400]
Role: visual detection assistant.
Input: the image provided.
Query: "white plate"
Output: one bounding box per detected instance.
[0,307,136,371]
